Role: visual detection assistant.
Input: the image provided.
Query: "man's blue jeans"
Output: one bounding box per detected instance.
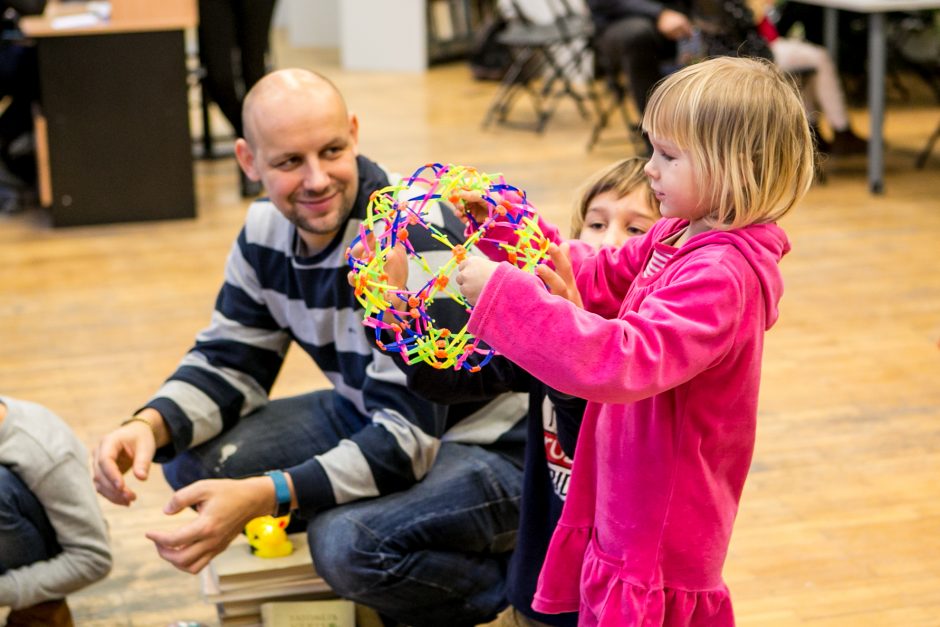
[0,466,61,574]
[162,391,523,627]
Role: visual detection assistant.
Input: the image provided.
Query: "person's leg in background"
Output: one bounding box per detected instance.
[594,16,674,119]
[307,441,523,627]
[0,41,40,212]
[770,37,866,154]
[196,0,242,137]
[229,0,276,197]
[233,0,277,94]
[197,0,266,197]
[0,466,73,626]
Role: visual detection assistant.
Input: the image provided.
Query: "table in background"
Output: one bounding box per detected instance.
[21,0,197,227]
[790,0,940,194]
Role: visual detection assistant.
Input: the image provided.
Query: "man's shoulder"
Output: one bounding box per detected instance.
[242,198,293,253]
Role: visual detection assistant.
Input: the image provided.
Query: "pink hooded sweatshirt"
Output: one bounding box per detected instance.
[468,217,790,626]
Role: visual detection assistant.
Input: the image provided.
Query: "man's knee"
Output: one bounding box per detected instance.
[306,508,386,598]
[160,439,259,490]
[160,452,209,491]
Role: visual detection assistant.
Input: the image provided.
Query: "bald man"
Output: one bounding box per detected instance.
[92,69,525,627]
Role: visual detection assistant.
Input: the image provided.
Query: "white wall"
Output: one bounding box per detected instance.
[274,0,428,72]
[274,0,340,48]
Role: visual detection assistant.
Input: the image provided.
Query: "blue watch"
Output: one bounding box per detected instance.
[265,470,292,518]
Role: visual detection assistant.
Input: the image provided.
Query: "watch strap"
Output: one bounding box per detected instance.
[265,470,292,518]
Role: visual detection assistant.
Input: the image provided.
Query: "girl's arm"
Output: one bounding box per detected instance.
[468,253,746,404]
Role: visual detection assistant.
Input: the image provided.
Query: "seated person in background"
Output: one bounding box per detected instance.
[362,157,661,627]
[0,396,113,627]
[0,0,46,212]
[587,0,693,119]
[771,0,868,86]
[196,0,278,197]
[752,0,867,154]
[92,68,525,627]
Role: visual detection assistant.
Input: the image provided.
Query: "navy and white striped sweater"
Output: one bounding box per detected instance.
[148,156,526,518]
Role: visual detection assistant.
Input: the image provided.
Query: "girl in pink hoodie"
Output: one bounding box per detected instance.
[455,57,815,626]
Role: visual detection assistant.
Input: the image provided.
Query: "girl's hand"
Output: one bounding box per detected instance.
[456,256,500,306]
[451,191,495,227]
[536,242,584,308]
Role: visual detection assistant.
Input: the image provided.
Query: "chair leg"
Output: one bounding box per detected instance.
[915,120,940,169]
[200,77,215,159]
[587,85,616,151]
[482,49,543,129]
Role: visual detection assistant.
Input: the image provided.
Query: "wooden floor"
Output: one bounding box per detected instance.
[2,33,940,626]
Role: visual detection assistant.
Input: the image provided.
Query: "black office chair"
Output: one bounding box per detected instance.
[481,0,600,133]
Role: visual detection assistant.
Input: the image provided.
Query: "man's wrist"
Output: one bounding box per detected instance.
[121,415,157,438]
[122,409,171,447]
[265,470,294,518]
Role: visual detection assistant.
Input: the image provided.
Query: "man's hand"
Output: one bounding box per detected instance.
[456,256,500,306]
[347,234,410,323]
[145,476,274,574]
[536,242,584,308]
[93,412,162,506]
[657,9,693,40]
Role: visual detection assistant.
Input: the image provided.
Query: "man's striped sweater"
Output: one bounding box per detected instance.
[147,156,525,519]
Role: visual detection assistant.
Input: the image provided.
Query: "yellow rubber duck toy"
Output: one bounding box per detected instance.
[244,513,294,558]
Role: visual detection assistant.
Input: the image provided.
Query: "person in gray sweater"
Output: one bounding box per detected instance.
[0,396,112,626]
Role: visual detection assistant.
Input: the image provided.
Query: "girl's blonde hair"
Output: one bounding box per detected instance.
[642,56,815,229]
[570,157,660,238]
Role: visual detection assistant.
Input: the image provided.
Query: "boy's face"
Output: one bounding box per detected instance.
[579,187,657,250]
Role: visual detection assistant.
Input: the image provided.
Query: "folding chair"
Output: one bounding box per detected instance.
[585,52,646,153]
[916,119,940,168]
[885,10,940,168]
[481,0,600,133]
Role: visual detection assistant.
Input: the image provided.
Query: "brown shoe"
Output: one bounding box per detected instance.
[829,128,868,155]
[5,599,74,627]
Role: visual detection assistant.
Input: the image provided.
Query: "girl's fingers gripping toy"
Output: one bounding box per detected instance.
[345,163,550,372]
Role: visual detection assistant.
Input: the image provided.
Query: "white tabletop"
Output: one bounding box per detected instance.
[790,0,940,12]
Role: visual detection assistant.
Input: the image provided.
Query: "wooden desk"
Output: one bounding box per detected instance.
[790,0,940,194]
[21,0,198,227]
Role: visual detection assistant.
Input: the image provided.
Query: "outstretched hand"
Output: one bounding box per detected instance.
[145,477,272,574]
[456,242,583,309]
[537,242,584,308]
[93,419,158,506]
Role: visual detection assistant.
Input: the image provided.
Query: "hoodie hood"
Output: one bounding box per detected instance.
[656,219,790,330]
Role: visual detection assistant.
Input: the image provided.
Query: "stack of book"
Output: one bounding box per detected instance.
[200,532,335,626]
[260,599,357,627]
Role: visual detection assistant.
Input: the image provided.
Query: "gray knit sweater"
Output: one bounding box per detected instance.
[0,397,112,609]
